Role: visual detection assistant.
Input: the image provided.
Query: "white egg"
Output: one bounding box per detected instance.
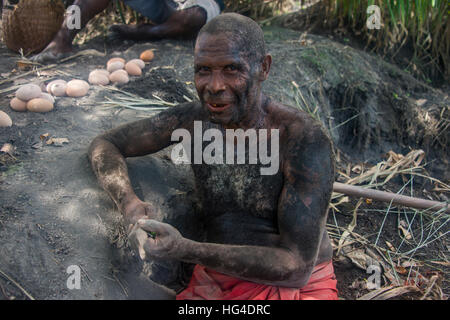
[107,61,125,73]
[128,59,145,69]
[46,80,67,94]
[66,79,90,97]
[109,70,129,84]
[16,84,42,101]
[0,111,12,127]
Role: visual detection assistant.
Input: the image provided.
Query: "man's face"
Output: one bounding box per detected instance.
[194,33,261,126]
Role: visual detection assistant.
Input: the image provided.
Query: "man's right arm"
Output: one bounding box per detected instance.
[88,102,198,225]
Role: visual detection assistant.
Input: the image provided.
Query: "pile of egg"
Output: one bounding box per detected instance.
[88,49,154,86]
[1,49,155,127]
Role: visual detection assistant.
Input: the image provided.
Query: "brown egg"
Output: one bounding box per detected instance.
[16,84,42,101]
[107,57,126,68]
[10,97,28,112]
[0,111,12,127]
[128,59,145,69]
[109,69,129,84]
[46,79,67,94]
[107,61,125,73]
[89,71,110,85]
[27,98,54,113]
[51,83,67,97]
[66,80,90,97]
[40,92,55,103]
[125,62,142,76]
[140,50,154,62]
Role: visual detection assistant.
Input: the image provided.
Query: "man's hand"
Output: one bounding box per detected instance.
[122,197,157,226]
[138,219,184,260]
[123,198,158,260]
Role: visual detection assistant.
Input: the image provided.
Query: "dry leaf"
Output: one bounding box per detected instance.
[345,249,381,271]
[394,265,408,275]
[358,285,419,300]
[40,133,49,141]
[415,99,427,107]
[0,143,14,154]
[352,164,362,174]
[385,241,396,251]
[46,138,69,146]
[398,225,412,240]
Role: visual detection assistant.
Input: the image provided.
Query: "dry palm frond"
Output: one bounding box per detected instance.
[101,86,180,111]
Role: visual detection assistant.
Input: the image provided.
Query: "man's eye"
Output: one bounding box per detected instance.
[224,65,237,72]
[197,66,211,73]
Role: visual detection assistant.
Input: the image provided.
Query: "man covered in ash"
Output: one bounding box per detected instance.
[32,0,224,62]
[88,13,338,300]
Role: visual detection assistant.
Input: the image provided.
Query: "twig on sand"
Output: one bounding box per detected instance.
[357,285,420,300]
[0,268,35,300]
[333,182,449,213]
[112,273,128,297]
[0,280,9,299]
[0,49,105,86]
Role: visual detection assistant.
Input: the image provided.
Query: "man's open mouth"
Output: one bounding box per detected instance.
[206,102,231,112]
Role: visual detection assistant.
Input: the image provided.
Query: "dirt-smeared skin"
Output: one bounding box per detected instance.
[89,14,335,289]
[89,99,334,288]
[88,102,203,225]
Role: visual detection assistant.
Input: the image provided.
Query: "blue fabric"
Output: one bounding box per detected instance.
[214,0,225,11]
[123,0,172,24]
[123,0,224,24]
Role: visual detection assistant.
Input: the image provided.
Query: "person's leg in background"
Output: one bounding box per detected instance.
[32,0,111,62]
[109,6,207,41]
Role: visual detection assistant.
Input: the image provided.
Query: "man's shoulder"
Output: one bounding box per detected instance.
[154,101,205,122]
[266,100,329,144]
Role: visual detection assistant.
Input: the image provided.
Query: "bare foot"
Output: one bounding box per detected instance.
[31,41,73,64]
[109,24,159,41]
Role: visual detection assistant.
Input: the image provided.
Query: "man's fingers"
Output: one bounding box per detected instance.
[143,237,158,257]
[138,219,167,234]
[129,227,148,260]
[135,229,148,260]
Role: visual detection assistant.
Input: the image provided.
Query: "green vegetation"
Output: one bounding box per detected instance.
[225,0,449,83]
[323,0,449,82]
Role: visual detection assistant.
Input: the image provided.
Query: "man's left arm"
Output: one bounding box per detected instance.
[138,124,334,288]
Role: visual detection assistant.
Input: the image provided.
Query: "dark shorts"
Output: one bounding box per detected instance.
[123,0,224,24]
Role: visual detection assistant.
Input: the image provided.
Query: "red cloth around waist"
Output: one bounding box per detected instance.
[176,260,338,300]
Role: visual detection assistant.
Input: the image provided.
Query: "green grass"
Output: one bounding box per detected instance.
[225,0,448,82]
[321,0,449,82]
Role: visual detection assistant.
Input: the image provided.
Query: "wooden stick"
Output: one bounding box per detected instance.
[0,269,35,300]
[333,182,449,213]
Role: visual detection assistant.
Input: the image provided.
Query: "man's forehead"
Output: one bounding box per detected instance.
[195,33,242,58]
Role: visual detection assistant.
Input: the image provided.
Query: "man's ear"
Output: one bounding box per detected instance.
[259,54,272,81]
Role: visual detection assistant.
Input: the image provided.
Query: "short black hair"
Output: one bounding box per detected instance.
[197,13,266,66]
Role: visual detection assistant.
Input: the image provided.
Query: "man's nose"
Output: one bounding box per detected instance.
[207,71,226,94]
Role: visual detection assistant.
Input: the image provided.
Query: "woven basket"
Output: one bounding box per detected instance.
[2,0,65,55]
